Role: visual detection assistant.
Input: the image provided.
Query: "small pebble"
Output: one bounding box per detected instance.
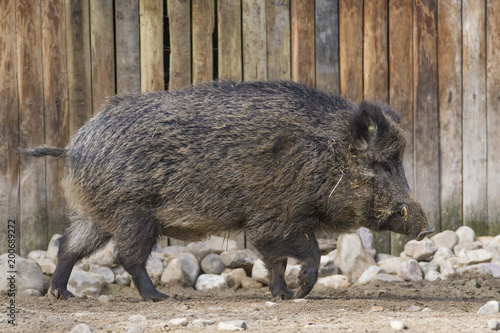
[293,298,308,303]
[70,323,94,333]
[478,301,500,315]
[168,317,189,327]
[370,306,384,312]
[409,306,421,312]
[193,319,216,326]
[218,320,247,331]
[98,295,111,303]
[128,315,147,321]
[265,301,278,307]
[422,308,433,313]
[488,319,500,331]
[390,320,406,330]
[125,328,144,333]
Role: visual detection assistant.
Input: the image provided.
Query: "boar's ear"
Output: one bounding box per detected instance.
[350,101,388,151]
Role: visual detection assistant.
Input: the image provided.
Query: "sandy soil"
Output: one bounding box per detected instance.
[2,274,500,332]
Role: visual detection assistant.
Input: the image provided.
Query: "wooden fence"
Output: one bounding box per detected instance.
[1,0,499,256]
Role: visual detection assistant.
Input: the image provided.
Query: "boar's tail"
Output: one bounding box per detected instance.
[18,145,67,158]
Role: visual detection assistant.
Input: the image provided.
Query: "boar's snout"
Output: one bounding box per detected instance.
[398,200,433,240]
[416,227,435,241]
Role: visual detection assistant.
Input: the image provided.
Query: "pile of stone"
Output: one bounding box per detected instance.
[1,226,500,298]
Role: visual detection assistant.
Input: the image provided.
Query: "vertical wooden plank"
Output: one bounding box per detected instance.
[218,0,242,81]
[243,0,267,81]
[463,0,487,235]
[90,0,115,111]
[0,0,19,254]
[438,0,462,231]
[66,0,92,136]
[42,0,69,238]
[389,0,413,254]
[140,0,164,92]
[265,0,290,80]
[413,0,440,233]
[315,0,339,94]
[339,0,363,102]
[192,0,214,85]
[168,0,191,90]
[487,0,500,234]
[364,0,390,254]
[291,0,315,87]
[115,0,141,94]
[17,0,47,255]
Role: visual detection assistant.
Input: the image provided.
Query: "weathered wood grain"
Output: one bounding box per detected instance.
[339,0,363,102]
[192,0,215,85]
[66,0,92,136]
[140,0,164,92]
[438,0,462,231]
[265,0,290,80]
[389,0,414,254]
[90,0,115,112]
[291,0,315,87]
[17,0,47,255]
[168,0,191,90]
[0,0,19,254]
[42,0,69,237]
[243,0,267,80]
[365,0,390,254]
[413,0,440,232]
[218,0,242,81]
[315,0,339,93]
[463,0,487,235]
[487,0,500,234]
[115,0,141,94]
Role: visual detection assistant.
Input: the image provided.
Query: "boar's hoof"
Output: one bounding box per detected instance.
[143,291,169,302]
[416,227,434,241]
[272,288,294,300]
[49,286,74,300]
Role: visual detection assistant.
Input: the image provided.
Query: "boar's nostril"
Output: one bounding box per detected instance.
[399,204,408,222]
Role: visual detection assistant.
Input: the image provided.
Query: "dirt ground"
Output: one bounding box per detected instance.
[2,274,500,332]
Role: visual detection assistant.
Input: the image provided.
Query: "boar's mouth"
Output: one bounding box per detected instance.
[415,227,434,241]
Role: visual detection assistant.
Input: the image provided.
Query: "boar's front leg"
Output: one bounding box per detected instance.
[250,227,321,299]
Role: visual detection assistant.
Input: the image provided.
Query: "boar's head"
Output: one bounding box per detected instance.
[348,101,433,241]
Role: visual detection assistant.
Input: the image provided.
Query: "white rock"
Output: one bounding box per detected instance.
[221,268,247,289]
[439,260,457,280]
[251,259,269,285]
[373,273,405,283]
[38,258,57,275]
[293,298,308,303]
[129,314,147,321]
[89,265,115,283]
[162,246,187,258]
[314,275,350,290]
[115,272,131,286]
[398,259,422,282]
[480,263,500,278]
[28,250,46,262]
[334,233,377,282]
[201,253,225,275]
[220,249,258,272]
[70,323,94,333]
[218,320,247,331]
[431,247,456,265]
[68,269,105,297]
[319,254,338,277]
[355,266,385,285]
[146,256,164,280]
[456,264,493,277]
[378,257,412,275]
[241,276,264,289]
[404,238,437,261]
[203,236,238,254]
[419,262,440,275]
[456,226,476,245]
[161,257,194,288]
[478,236,495,248]
[285,264,301,289]
[195,274,228,291]
[454,241,482,255]
[459,249,492,265]
[375,253,395,262]
[390,320,406,330]
[488,318,500,331]
[0,254,44,295]
[265,301,278,307]
[425,270,440,282]
[87,240,115,267]
[125,328,143,333]
[187,241,212,262]
[193,319,216,326]
[46,234,63,262]
[430,230,459,250]
[98,295,111,302]
[356,227,376,258]
[20,288,42,297]
[478,301,500,315]
[168,317,189,327]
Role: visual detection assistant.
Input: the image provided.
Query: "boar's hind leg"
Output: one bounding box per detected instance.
[51,219,111,300]
[113,206,167,302]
